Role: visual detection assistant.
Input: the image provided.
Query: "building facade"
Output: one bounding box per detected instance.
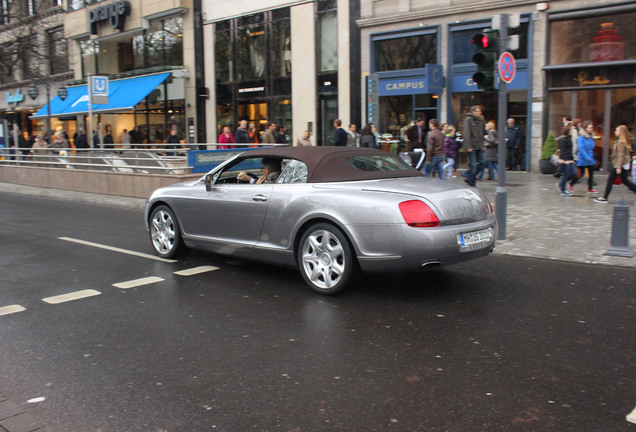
[46,0,197,146]
[358,0,636,171]
[202,0,361,146]
[0,0,70,141]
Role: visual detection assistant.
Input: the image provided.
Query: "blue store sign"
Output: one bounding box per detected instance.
[378,64,444,96]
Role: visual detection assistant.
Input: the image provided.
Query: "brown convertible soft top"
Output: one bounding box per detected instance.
[236,146,424,183]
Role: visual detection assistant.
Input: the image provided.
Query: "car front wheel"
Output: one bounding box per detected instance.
[298,223,355,295]
[149,205,184,258]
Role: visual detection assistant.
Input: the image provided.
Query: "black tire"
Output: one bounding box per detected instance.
[297,223,355,295]
[149,205,185,258]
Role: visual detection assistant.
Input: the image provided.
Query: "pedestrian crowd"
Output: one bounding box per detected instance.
[552,116,636,203]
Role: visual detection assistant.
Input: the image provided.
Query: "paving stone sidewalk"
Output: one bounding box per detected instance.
[462,171,636,268]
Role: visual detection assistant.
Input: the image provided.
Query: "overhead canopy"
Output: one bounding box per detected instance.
[31,72,171,119]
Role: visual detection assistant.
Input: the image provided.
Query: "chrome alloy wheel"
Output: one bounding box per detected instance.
[151,208,177,256]
[301,228,347,290]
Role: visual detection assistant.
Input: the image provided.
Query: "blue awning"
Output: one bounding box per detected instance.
[31,72,171,118]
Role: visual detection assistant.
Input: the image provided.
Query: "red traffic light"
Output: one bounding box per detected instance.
[472,33,488,49]
[472,30,499,50]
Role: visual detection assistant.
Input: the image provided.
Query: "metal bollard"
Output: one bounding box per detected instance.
[604,198,635,257]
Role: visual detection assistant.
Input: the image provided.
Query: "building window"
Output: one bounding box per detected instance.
[214,26,232,84]
[373,31,437,72]
[0,44,15,83]
[18,35,39,79]
[0,0,9,24]
[550,12,636,64]
[80,39,98,75]
[49,27,68,75]
[450,22,529,65]
[236,18,267,81]
[317,10,337,72]
[69,0,86,11]
[271,19,291,77]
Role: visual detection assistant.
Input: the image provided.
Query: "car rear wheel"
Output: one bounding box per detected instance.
[298,223,355,295]
[149,205,184,258]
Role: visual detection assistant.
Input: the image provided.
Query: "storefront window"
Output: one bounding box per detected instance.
[550,13,636,64]
[373,32,437,72]
[318,10,337,72]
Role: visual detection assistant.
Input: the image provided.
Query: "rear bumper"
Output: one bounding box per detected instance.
[352,217,497,273]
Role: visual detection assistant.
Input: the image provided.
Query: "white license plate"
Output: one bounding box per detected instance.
[459,228,492,248]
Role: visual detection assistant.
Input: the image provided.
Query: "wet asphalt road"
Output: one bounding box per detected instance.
[1,192,635,432]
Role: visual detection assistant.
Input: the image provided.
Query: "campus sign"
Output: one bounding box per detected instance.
[89,0,131,35]
[377,64,444,96]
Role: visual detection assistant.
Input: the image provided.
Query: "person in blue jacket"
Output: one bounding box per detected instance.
[570,121,598,194]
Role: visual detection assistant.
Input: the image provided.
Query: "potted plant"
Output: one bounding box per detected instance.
[539,132,558,174]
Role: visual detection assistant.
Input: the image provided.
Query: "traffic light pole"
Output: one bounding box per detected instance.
[495,14,508,241]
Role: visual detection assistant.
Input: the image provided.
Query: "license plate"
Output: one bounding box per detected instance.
[459,228,492,248]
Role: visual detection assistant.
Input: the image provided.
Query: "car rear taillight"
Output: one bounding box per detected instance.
[399,200,440,227]
[488,198,494,214]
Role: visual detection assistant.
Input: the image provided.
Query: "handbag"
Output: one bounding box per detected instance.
[549,150,560,166]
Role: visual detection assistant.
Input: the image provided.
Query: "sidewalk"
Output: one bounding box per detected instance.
[2,171,635,268]
[462,170,636,268]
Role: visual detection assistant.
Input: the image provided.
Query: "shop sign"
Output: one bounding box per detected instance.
[6,89,24,106]
[89,0,131,35]
[238,87,265,93]
[547,65,635,90]
[378,64,443,96]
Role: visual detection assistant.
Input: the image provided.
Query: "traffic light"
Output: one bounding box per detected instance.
[471,29,499,92]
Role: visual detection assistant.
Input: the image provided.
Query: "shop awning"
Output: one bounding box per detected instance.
[31,72,171,119]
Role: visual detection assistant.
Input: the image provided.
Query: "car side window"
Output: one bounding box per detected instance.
[214,158,262,184]
[277,159,308,184]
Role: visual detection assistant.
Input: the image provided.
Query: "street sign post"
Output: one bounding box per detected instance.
[498,52,516,84]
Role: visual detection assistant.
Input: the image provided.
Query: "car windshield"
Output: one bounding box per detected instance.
[346,155,413,172]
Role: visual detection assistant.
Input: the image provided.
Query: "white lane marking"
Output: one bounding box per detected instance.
[113,276,164,290]
[58,237,177,263]
[42,289,101,305]
[627,405,636,424]
[0,305,26,316]
[174,266,219,276]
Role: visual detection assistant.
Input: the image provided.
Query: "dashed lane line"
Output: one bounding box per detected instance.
[0,305,26,316]
[42,289,101,305]
[174,265,219,276]
[113,276,164,290]
[58,237,177,263]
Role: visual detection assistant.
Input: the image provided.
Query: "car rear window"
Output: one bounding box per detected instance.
[347,155,413,172]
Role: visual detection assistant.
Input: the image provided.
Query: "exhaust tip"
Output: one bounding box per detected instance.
[421,260,442,269]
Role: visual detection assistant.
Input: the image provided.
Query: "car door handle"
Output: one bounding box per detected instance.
[252,194,268,202]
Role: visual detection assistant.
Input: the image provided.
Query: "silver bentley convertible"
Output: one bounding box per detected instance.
[145,147,496,295]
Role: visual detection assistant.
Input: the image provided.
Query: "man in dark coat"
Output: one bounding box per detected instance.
[332,119,348,146]
[462,106,486,187]
[406,118,426,151]
[506,118,521,170]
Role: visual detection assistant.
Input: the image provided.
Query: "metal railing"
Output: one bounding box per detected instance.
[0,142,290,174]
[0,144,190,174]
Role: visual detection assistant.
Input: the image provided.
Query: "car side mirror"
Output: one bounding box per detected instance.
[204,173,213,191]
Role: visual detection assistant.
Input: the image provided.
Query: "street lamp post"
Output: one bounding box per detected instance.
[28,80,68,143]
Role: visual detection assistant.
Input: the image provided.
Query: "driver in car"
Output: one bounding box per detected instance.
[237,158,282,184]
